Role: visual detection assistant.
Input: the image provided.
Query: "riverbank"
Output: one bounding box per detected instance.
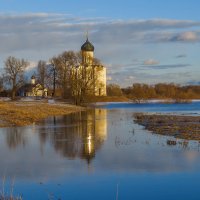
[84,96,130,103]
[134,113,200,140]
[0,100,84,127]
[87,97,200,105]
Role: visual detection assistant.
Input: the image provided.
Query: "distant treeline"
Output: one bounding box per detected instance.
[107,83,200,101]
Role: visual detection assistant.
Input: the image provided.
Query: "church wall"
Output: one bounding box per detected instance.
[71,65,106,97]
[94,66,107,96]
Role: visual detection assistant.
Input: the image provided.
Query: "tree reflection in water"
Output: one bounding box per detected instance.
[5,127,27,149]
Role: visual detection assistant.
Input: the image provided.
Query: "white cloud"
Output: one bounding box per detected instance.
[26,61,37,71]
[0,13,199,86]
[0,14,199,56]
[141,64,190,70]
[127,76,135,80]
[143,59,159,65]
[178,32,199,41]
[179,32,198,41]
[171,31,199,42]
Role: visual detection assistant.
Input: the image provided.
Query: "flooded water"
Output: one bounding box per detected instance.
[1,102,200,199]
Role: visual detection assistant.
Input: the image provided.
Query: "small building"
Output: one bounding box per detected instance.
[18,75,48,97]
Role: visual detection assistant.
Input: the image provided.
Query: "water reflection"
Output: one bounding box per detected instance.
[1,109,107,163]
[1,104,200,199]
[5,127,27,149]
[1,106,200,181]
[38,109,107,163]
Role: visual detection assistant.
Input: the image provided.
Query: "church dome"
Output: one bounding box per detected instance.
[81,38,94,51]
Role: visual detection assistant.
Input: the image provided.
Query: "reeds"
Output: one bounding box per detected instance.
[0,176,22,200]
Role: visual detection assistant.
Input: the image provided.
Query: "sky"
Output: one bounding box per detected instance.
[0,0,200,86]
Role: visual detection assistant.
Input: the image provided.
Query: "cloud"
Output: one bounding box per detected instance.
[140,31,200,43]
[108,69,193,87]
[125,76,135,81]
[143,59,159,65]
[176,54,187,58]
[106,61,191,86]
[0,13,199,86]
[26,61,37,71]
[0,13,199,57]
[141,64,190,70]
[0,14,198,65]
[170,31,199,42]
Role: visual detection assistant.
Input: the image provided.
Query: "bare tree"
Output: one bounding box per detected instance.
[37,60,47,87]
[0,75,3,92]
[49,50,103,101]
[49,56,59,97]
[4,56,29,99]
[71,65,101,104]
[50,51,80,98]
[107,84,123,96]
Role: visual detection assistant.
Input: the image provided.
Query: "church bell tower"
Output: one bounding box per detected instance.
[81,36,94,65]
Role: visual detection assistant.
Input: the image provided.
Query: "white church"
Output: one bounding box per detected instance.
[72,37,107,96]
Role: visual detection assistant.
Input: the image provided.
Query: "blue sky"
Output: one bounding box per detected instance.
[0,0,200,86]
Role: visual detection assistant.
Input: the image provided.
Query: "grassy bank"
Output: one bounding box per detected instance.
[0,100,84,127]
[134,113,200,140]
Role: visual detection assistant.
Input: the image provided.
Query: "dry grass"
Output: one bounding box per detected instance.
[0,101,84,127]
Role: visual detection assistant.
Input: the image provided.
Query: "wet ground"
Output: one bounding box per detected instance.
[134,113,200,140]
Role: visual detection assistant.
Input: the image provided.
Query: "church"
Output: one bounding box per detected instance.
[18,75,48,98]
[71,37,107,97]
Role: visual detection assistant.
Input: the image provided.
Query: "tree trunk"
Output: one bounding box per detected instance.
[11,79,16,100]
[11,88,16,100]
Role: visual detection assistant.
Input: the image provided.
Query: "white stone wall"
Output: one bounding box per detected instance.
[94,66,106,96]
[71,64,106,96]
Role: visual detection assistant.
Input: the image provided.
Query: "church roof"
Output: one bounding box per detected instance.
[81,38,94,51]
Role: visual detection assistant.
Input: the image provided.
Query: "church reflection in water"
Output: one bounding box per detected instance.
[3,109,107,163]
[38,109,107,163]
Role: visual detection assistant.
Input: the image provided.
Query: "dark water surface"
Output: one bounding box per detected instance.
[1,102,200,199]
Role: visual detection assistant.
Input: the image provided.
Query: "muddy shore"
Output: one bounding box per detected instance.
[134,113,200,140]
